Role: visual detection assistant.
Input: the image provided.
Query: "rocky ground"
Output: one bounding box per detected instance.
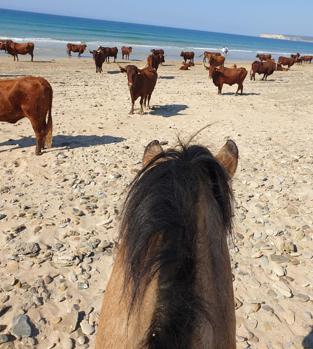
[0,56,312,348]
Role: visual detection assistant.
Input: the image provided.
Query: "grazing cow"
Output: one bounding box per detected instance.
[146,54,163,71]
[90,50,107,73]
[0,77,53,155]
[4,41,34,61]
[119,65,158,114]
[278,56,296,68]
[301,55,313,64]
[200,51,221,63]
[67,43,87,57]
[180,51,195,64]
[250,60,276,80]
[256,53,272,61]
[206,65,248,95]
[121,46,132,60]
[151,49,165,64]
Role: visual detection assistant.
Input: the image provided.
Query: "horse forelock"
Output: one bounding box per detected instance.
[120,143,234,348]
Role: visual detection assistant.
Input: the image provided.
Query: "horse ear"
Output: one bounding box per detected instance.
[215,140,239,178]
[143,140,164,167]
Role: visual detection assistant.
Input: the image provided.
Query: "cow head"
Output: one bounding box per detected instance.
[180,51,184,57]
[119,65,141,89]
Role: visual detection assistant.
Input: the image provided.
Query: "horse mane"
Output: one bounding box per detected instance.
[120,143,234,349]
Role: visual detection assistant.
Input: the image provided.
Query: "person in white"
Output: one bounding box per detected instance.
[222,47,229,56]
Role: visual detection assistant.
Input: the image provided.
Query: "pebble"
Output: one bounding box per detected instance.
[271,264,285,277]
[80,320,95,335]
[10,314,34,338]
[63,338,75,349]
[0,334,11,344]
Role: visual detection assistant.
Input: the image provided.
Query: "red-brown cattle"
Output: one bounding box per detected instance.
[180,51,195,64]
[276,63,289,71]
[179,62,192,70]
[151,49,165,64]
[301,55,313,63]
[209,54,225,70]
[278,56,296,68]
[67,43,87,57]
[206,65,248,95]
[119,65,158,114]
[90,49,107,73]
[147,54,162,71]
[121,46,132,60]
[0,77,53,155]
[5,41,34,61]
[250,60,276,80]
[201,51,222,63]
[256,53,272,61]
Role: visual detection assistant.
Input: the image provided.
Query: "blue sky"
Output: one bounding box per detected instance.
[1,0,313,36]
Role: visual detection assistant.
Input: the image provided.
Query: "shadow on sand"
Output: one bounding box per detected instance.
[222,92,261,96]
[302,329,313,348]
[150,104,188,117]
[107,70,121,75]
[0,134,125,152]
[159,76,175,80]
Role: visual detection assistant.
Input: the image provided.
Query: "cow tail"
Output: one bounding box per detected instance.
[45,89,53,148]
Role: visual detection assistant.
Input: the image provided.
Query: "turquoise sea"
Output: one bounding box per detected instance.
[1,8,313,61]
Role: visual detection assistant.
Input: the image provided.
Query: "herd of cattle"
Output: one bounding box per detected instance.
[0,38,313,155]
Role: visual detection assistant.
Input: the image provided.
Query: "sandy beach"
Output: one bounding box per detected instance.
[0,55,313,348]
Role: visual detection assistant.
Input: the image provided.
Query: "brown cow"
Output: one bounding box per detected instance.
[119,65,158,114]
[0,77,53,155]
[278,56,296,68]
[180,51,195,64]
[201,51,221,63]
[301,55,313,64]
[97,47,118,63]
[206,65,248,95]
[147,54,162,71]
[250,60,276,80]
[5,41,34,61]
[67,43,87,57]
[0,39,13,52]
[256,53,272,61]
[179,62,192,70]
[291,53,300,59]
[90,49,107,73]
[121,46,132,60]
[209,54,225,69]
[151,49,165,64]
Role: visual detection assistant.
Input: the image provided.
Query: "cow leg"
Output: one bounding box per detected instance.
[218,85,222,95]
[29,119,46,155]
[139,97,144,114]
[129,99,135,114]
[30,53,34,62]
[147,94,152,109]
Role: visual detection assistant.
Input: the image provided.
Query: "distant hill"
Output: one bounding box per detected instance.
[260,34,313,43]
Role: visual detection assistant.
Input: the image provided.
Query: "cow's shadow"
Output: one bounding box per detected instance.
[0,134,125,152]
[159,76,175,80]
[150,104,188,117]
[303,329,313,348]
[107,70,121,75]
[222,92,261,96]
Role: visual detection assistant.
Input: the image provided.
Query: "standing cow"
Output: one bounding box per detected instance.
[67,43,87,57]
[180,51,195,64]
[121,46,132,60]
[0,77,53,155]
[250,60,276,80]
[4,41,34,61]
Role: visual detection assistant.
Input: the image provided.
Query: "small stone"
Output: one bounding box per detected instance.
[252,251,263,258]
[44,275,53,284]
[72,208,85,217]
[80,320,95,335]
[0,334,11,344]
[0,213,7,220]
[271,264,285,277]
[58,310,79,333]
[15,242,40,256]
[77,335,87,345]
[244,303,261,314]
[270,255,289,264]
[10,314,34,338]
[294,293,310,302]
[78,282,89,290]
[14,224,26,234]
